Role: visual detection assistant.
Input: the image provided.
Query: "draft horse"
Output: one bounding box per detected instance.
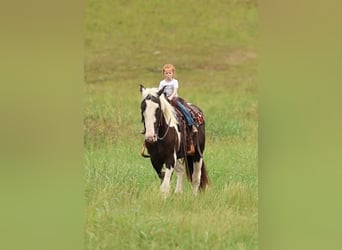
[140,85,209,196]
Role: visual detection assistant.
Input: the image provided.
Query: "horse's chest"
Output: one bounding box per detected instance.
[146,142,172,156]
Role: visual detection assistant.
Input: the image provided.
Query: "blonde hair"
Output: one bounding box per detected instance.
[162,64,176,75]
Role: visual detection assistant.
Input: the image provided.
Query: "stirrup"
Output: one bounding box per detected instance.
[187,143,195,155]
[141,143,150,158]
[192,125,198,133]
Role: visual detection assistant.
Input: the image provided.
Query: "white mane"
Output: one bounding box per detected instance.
[141,87,178,127]
[141,87,158,100]
[159,94,179,127]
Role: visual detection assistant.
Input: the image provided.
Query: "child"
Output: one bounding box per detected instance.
[159,64,197,154]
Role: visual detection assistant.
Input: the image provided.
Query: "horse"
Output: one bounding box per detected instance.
[140,85,209,196]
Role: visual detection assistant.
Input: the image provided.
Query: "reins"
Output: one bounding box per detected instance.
[157,116,172,140]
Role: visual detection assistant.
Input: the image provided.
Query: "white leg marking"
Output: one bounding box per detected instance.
[192,159,202,194]
[174,160,185,194]
[160,167,174,197]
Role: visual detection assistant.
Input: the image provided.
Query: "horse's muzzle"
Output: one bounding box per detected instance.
[145,134,157,143]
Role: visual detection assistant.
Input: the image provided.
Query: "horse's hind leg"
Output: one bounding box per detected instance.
[192,158,203,195]
[174,160,185,194]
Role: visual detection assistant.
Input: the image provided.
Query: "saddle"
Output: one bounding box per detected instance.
[170,97,204,155]
[171,97,205,127]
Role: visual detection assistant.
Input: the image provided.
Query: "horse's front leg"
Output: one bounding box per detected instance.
[151,159,164,181]
[160,153,176,197]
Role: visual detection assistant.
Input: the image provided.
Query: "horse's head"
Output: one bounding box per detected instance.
[140,85,166,143]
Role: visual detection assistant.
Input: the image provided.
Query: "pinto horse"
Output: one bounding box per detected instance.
[140,85,209,196]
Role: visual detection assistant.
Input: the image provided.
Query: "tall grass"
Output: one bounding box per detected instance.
[85,0,257,249]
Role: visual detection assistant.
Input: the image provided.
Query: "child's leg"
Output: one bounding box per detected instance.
[176,101,197,155]
[176,101,195,126]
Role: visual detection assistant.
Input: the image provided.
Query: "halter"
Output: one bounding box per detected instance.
[142,93,173,142]
[141,96,173,158]
[156,110,172,141]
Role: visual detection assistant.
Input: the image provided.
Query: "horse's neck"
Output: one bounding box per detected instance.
[159,112,167,128]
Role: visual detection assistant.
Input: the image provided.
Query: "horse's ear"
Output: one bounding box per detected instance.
[140,84,145,93]
[157,86,166,96]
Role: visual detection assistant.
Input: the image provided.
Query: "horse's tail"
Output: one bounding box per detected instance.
[184,157,209,191]
[199,160,209,191]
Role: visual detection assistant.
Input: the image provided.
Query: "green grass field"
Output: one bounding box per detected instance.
[85,1,257,249]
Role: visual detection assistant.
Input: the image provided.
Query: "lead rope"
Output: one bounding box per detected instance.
[157,117,171,140]
[140,117,171,158]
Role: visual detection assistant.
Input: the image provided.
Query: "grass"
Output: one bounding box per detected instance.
[85,0,257,249]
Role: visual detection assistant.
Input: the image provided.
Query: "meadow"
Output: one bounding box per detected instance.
[85,1,257,249]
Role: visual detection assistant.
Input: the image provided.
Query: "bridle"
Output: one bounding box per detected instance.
[140,97,172,158]
[150,99,171,141]
[142,94,172,142]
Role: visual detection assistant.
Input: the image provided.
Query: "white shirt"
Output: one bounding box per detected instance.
[158,79,179,97]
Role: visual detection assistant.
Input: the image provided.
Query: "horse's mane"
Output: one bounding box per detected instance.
[141,88,178,128]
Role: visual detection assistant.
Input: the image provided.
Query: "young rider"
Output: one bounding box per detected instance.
[140,64,197,155]
[158,64,197,154]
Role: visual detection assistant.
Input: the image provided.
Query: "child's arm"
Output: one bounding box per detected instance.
[168,87,178,101]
